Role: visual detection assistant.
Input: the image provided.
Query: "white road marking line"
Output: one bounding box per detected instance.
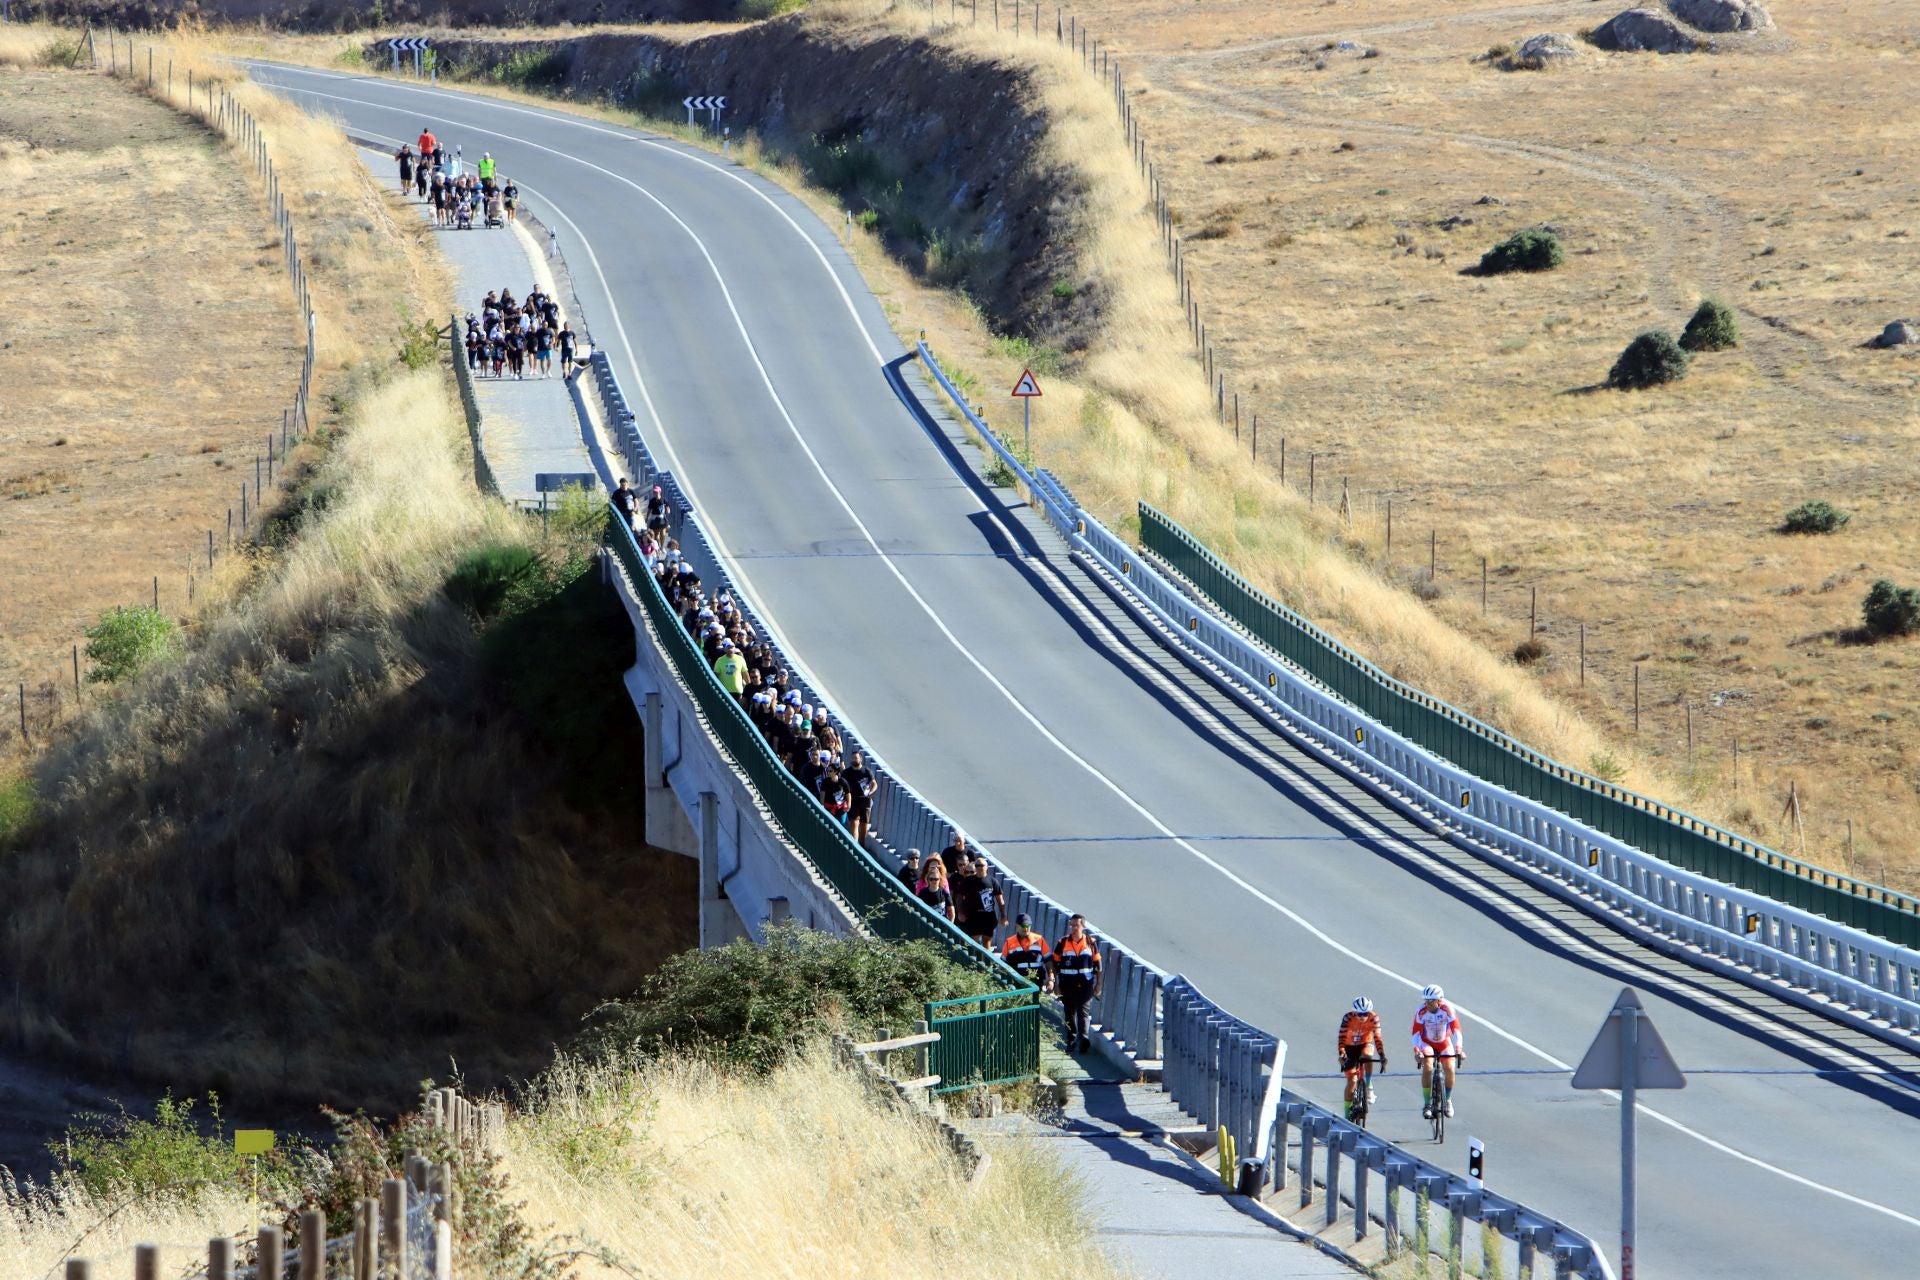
[296,72,1920,1230]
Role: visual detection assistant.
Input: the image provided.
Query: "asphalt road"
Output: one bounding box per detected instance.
[252,64,1920,1278]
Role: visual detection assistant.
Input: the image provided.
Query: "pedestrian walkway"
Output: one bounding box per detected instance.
[368,147,598,505]
[958,1013,1362,1279]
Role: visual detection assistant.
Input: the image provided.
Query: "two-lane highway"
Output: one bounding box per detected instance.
[254,63,1920,1277]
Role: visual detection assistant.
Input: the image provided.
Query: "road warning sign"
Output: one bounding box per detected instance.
[1011,369,1043,397]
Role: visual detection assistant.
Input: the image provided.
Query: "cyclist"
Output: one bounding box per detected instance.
[1411,984,1465,1120]
[1336,997,1387,1120]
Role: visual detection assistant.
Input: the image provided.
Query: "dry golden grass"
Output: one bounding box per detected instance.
[503,1047,1130,1280]
[0,58,304,749]
[0,1177,257,1280]
[1046,0,1920,882]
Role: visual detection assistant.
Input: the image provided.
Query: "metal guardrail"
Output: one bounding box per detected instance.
[587,353,1039,1092]
[912,341,1920,1043]
[914,338,1623,1280]
[448,314,501,497]
[1140,510,1920,945]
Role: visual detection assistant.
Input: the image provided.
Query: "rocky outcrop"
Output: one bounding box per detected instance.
[1667,0,1773,32]
[1591,9,1705,52]
[1509,33,1581,68]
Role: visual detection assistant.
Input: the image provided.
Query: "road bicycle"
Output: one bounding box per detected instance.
[1425,1053,1461,1144]
[1343,1054,1384,1128]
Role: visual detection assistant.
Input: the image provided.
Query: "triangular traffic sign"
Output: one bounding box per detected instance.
[1571,987,1685,1090]
[1011,368,1043,397]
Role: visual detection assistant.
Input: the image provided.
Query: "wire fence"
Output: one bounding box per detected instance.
[1,38,318,757]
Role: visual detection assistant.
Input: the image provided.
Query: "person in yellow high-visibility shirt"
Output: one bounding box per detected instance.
[712,639,747,704]
[477,151,496,193]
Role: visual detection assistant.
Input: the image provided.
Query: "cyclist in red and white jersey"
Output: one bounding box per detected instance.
[1411,984,1466,1120]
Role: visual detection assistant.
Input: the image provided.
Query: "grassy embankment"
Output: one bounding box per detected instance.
[2,933,1126,1280]
[222,10,1794,870]
[0,29,695,1104]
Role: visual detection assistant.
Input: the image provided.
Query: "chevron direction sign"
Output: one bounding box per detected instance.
[683,95,728,125]
[388,37,431,52]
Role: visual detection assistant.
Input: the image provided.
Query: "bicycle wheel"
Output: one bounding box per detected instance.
[1431,1074,1447,1144]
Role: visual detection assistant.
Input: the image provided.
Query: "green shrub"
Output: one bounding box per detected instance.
[1478,228,1563,274]
[1512,637,1549,665]
[0,772,32,845]
[484,46,571,90]
[987,334,1065,378]
[1051,280,1077,301]
[577,925,996,1074]
[83,605,178,684]
[1863,580,1920,639]
[397,314,441,370]
[1781,500,1849,535]
[444,543,544,622]
[1679,298,1739,352]
[1587,750,1627,784]
[1609,329,1689,389]
[52,1094,289,1205]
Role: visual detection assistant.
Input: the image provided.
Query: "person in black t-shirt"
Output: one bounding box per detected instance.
[897,848,923,890]
[611,478,639,529]
[844,751,877,844]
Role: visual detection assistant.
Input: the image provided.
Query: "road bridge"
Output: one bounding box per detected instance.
[253,63,1920,1278]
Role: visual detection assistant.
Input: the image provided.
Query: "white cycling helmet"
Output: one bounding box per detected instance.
[1421,984,1445,1001]
[1351,996,1373,1014]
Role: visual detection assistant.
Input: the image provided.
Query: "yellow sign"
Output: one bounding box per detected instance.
[234,1129,276,1155]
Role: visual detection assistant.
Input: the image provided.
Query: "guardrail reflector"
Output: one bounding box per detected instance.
[1588,848,1601,867]
[1189,617,1199,631]
[1267,673,1278,688]
[1460,790,1472,808]
[1354,727,1365,744]
[1745,913,1761,934]
[1122,561,1132,575]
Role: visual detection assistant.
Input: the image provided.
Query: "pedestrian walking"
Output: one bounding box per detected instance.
[959,856,1005,948]
[916,858,956,922]
[612,477,640,529]
[558,322,578,380]
[1000,914,1052,991]
[1054,914,1102,1054]
[844,750,876,845]
[396,143,414,193]
[897,848,923,891]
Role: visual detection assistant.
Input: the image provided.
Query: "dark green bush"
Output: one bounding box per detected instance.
[444,543,544,621]
[1781,500,1849,535]
[1609,329,1690,389]
[1863,580,1920,639]
[1478,228,1564,274]
[1680,298,1739,352]
[83,605,178,684]
[577,925,997,1074]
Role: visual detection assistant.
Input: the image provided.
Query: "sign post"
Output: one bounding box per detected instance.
[1571,987,1685,1280]
[1010,368,1042,458]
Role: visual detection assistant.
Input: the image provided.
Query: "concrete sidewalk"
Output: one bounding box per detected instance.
[966,1078,1359,1279]
[374,150,598,504]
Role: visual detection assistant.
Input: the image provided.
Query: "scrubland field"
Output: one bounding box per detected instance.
[0,52,304,742]
[1066,0,1920,881]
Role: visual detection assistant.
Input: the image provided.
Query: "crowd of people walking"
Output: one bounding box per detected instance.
[396,127,518,231]
[615,476,1107,1057]
[463,284,579,382]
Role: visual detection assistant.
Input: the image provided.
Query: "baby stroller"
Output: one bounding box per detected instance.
[453,196,474,230]
[484,193,505,230]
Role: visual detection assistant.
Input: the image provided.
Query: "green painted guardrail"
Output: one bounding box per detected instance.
[1139,504,1920,948]
[607,510,1041,1089]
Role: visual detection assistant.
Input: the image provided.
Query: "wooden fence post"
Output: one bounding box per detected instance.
[258,1225,284,1280]
[134,1245,158,1280]
[382,1177,407,1280]
[298,1210,325,1280]
[209,1237,233,1280]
